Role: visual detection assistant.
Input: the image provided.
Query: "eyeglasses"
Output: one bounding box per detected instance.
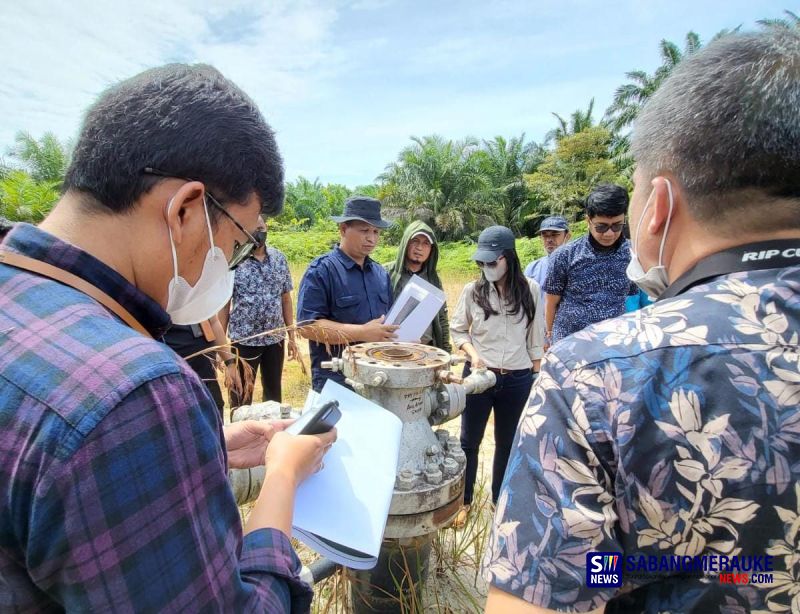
[143,167,259,269]
[591,221,625,234]
[476,256,504,268]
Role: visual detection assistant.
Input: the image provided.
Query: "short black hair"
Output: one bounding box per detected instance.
[632,28,800,231]
[64,64,284,218]
[585,184,629,218]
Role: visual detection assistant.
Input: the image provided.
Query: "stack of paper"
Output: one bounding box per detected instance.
[384,274,447,342]
[292,381,403,569]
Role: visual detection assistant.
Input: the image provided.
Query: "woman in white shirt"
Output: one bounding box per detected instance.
[449,226,544,527]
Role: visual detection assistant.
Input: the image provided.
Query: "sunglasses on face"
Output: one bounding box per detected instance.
[591,221,625,234]
[476,256,504,268]
[143,167,260,270]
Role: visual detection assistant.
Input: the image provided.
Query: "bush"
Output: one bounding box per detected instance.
[268,222,339,263]
[269,220,588,273]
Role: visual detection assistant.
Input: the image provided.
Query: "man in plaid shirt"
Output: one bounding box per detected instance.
[0,64,334,612]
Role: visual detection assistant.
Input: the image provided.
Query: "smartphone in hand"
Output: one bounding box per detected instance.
[286,400,341,436]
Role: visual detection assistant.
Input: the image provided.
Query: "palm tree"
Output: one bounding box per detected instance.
[758,9,799,30]
[605,32,701,133]
[282,177,329,227]
[546,99,597,144]
[478,135,544,233]
[378,135,490,240]
[9,131,71,185]
[0,170,60,222]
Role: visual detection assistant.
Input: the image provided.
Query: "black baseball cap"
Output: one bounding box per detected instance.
[472,225,516,262]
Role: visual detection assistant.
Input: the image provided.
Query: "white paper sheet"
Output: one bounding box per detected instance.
[291,381,402,569]
[384,274,446,342]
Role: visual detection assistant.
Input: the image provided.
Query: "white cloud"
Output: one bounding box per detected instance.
[0,0,785,186]
[0,0,344,149]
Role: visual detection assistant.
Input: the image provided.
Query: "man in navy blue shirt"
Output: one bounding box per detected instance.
[543,184,638,345]
[297,197,397,391]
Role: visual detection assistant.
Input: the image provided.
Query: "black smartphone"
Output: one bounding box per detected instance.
[286,400,341,436]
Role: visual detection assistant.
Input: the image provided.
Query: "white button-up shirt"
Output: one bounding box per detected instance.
[450,278,545,370]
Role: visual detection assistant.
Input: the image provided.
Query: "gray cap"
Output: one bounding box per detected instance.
[471,225,516,262]
[539,215,569,232]
[330,196,392,229]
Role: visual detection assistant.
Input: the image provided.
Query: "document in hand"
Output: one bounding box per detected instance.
[384,274,446,342]
[292,381,403,569]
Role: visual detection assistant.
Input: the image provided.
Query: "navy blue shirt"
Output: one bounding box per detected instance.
[544,235,638,342]
[296,246,392,391]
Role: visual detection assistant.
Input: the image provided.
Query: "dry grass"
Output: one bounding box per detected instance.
[233,264,496,612]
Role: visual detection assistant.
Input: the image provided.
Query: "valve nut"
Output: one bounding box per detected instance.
[424,463,442,485]
[449,448,466,466]
[425,444,441,457]
[396,469,415,491]
[442,457,460,477]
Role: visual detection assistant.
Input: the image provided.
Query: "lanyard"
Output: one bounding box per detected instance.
[660,239,800,300]
[0,250,152,338]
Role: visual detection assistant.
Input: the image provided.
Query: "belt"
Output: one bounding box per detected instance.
[189,320,216,342]
[486,366,530,376]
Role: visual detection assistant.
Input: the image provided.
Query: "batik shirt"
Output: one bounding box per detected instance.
[484,266,800,613]
[0,224,311,612]
[544,235,638,342]
[228,247,293,346]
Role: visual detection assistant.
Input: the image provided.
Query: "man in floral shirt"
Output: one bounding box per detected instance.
[223,219,298,408]
[484,28,800,613]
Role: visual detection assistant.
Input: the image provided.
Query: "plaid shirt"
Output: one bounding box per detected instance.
[0,224,312,612]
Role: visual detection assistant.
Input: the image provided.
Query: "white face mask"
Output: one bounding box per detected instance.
[483,257,508,283]
[625,179,674,299]
[165,196,235,325]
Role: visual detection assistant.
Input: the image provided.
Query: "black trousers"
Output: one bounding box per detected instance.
[230,341,285,408]
[459,364,534,505]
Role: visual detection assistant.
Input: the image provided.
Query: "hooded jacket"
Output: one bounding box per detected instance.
[384,220,451,352]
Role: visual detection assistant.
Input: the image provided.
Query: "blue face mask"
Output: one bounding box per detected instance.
[625,179,674,299]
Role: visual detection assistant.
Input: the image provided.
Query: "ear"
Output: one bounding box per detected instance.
[647,176,674,236]
[164,181,207,246]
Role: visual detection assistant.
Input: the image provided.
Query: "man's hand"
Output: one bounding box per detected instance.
[360,315,399,342]
[224,419,293,469]
[265,428,338,485]
[287,336,299,361]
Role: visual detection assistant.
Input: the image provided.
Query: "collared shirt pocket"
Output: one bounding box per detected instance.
[334,294,361,321]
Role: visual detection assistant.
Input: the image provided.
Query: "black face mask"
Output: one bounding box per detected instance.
[253,230,267,247]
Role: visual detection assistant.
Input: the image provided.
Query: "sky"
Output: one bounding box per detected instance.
[0,1,790,187]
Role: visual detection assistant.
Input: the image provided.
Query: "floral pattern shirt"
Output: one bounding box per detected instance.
[544,235,639,343]
[483,266,800,613]
[228,247,292,346]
